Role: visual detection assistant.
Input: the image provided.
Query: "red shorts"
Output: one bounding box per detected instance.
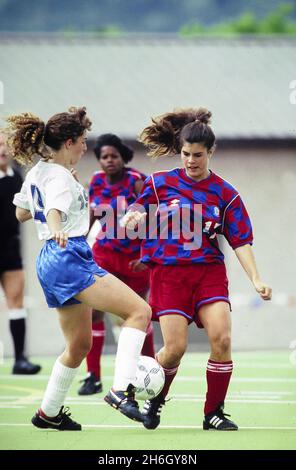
[149,263,230,328]
[92,244,150,295]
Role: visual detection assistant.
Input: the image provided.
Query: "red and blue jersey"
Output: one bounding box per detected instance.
[89,167,147,254]
[133,168,253,265]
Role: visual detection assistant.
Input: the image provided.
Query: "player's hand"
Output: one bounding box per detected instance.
[129,259,148,272]
[70,168,79,182]
[120,211,146,230]
[253,279,272,301]
[52,231,68,248]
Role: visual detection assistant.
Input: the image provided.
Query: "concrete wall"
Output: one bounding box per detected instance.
[1,146,296,357]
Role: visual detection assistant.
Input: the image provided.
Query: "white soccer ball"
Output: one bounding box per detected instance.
[134,355,165,401]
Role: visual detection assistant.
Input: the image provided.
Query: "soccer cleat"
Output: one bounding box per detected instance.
[142,395,166,430]
[77,372,103,395]
[12,356,41,375]
[104,384,143,422]
[203,402,238,431]
[31,406,81,431]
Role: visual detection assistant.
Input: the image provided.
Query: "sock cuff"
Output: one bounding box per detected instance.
[208,359,233,365]
[56,357,80,378]
[146,323,153,335]
[8,308,27,320]
[121,326,146,341]
[207,360,233,373]
[162,365,179,375]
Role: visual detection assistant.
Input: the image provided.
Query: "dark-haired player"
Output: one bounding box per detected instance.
[122,108,272,431]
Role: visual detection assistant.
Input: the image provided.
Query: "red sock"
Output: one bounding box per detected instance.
[86,321,105,380]
[156,354,179,399]
[141,323,155,358]
[204,359,233,415]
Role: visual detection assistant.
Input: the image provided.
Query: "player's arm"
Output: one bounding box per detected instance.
[134,179,144,195]
[120,176,156,229]
[15,207,32,222]
[13,182,31,222]
[234,244,272,301]
[46,209,68,248]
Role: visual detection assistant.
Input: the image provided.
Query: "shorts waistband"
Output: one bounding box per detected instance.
[46,235,86,243]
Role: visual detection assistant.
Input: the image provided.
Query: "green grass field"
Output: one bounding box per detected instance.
[0,351,296,450]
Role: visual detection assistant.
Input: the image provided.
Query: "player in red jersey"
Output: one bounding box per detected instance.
[78,134,154,395]
[121,108,272,431]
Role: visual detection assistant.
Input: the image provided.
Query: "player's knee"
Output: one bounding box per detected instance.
[212,333,231,354]
[166,342,186,364]
[69,338,92,362]
[130,302,151,326]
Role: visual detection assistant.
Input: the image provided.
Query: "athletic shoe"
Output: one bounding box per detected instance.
[104,384,143,422]
[203,402,238,431]
[77,372,103,395]
[142,395,166,430]
[31,406,81,431]
[13,356,41,375]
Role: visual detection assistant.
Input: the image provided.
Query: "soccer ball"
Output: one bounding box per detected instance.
[134,355,165,401]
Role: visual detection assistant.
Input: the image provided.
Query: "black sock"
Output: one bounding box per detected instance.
[9,318,26,360]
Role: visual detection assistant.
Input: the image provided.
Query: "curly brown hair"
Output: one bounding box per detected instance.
[139,107,215,158]
[4,106,92,165]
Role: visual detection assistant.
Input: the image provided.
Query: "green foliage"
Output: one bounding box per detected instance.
[180,2,296,37]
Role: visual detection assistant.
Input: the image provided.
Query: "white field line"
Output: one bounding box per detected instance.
[1,374,296,383]
[0,391,294,400]
[0,423,296,430]
[1,399,296,407]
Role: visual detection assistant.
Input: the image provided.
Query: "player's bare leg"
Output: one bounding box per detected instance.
[32,303,92,431]
[75,273,151,422]
[142,314,188,430]
[199,301,237,430]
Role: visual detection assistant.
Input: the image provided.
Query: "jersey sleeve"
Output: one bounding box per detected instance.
[222,194,253,249]
[44,176,73,217]
[13,182,30,210]
[88,174,97,206]
[131,176,158,213]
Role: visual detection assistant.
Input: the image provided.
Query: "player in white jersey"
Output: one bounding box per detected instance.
[5,107,151,431]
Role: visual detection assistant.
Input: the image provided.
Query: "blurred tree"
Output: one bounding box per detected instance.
[180,2,296,36]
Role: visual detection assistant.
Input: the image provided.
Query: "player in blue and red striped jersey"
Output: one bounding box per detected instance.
[78,133,154,395]
[121,108,272,431]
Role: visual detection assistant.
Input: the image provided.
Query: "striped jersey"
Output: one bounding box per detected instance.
[132,168,253,265]
[89,167,147,253]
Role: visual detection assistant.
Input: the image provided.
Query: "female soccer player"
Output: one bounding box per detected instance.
[6,107,151,431]
[121,108,272,431]
[78,133,154,395]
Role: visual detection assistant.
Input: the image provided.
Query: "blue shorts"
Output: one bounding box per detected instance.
[37,236,108,308]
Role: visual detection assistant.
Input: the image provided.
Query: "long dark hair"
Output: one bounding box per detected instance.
[139,107,215,157]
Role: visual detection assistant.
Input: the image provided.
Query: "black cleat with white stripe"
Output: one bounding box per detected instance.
[142,395,166,430]
[104,383,143,422]
[31,406,82,431]
[203,402,238,431]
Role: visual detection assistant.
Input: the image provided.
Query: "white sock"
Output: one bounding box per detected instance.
[8,308,27,320]
[40,357,79,417]
[113,326,146,391]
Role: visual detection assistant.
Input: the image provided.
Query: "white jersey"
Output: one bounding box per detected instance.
[13,160,89,240]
